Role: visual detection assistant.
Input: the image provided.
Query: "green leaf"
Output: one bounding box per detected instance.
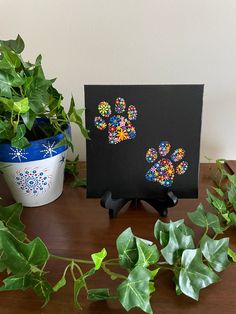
[200,235,230,272]
[21,109,36,130]
[212,187,224,197]
[117,266,153,314]
[116,227,138,270]
[73,268,96,310]
[32,275,53,307]
[0,120,14,139]
[161,222,195,265]
[228,184,236,210]
[179,249,219,300]
[87,288,115,300]
[68,97,90,140]
[74,277,84,310]
[0,203,25,240]
[0,69,24,97]
[135,238,159,267]
[0,227,49,276]
[0,274,32,291]
[228,248,236,262]
[0,35,25,54]
[229,212,236,224]
[188,203,223,234]
[0,71,12,97]
[154,219,184,247]
[65,155,79,176]
[227,174,236,186]
[207,190,227,213]
[71,177,87,188]
[11,124,30,148]
[91,248,107,270]
[13,98,29,113]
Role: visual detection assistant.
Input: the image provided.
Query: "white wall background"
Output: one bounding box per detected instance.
[1,0,236,161]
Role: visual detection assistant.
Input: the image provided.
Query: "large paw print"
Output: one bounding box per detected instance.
[94,97,138,144]
[145,141,188,187]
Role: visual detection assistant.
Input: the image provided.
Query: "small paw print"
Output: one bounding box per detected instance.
[145,141,188,187]
[94,97,138,144]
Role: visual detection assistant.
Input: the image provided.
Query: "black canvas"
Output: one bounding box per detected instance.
[85,85,203,199]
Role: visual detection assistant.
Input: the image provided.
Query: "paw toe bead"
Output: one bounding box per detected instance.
[127,105,137,121]
[115,97,126,113]
[158,141,171,157]
[94,116,107,130]
[98,101,111,117]
[146,148,158,163]
[176,161,188,175]
[171,148,185,162]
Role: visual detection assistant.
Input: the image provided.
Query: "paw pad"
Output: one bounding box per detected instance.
[94,97,138,144]
[145,141,188,187]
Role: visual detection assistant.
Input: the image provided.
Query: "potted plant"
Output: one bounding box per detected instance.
[0,35,89,207]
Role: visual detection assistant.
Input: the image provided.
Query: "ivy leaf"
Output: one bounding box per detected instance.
[53,276,66,292]
[0,226,49,276]
[0,71,12,97]
[11,124,30,149]
[135,238,159,267]
[200,235,230,272]
[188,203,223,234]
[91,248,107,270]
[74,277,84,310]
[228,184,236,210]
[13,98,30,113]
[116,227,138,270]
[21,109,36,130]
[32,275,53,307]
[207,190,227,214]
[74,268,96,310]
[0,203,25,241]
[212,187,224,197]
[0,35,25,54]
[71,177,87,188]
[68,96,90,140]
[229,212,236,224]
[117,266,153,314]
[227,174,236,186]
[0,274,32,291]
[179,249,219,300]
[161,222,195,265]
[228,248,236,262]
[154,219,184,247]
[0,120,14,139]
[87,288,115,300]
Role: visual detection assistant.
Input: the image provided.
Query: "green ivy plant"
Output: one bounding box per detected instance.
[0,35,89,149]
[0,160,236,313]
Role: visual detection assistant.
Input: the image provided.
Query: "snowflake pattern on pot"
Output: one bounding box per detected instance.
[145,141,188,187]
[15,168,51,196]
[9,147,28,162]
[40,141,57,158]
[94,97,138,144]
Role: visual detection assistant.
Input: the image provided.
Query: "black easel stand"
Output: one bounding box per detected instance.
[100,191,178,218]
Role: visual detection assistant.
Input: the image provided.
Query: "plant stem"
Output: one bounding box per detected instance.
[50,254,119,266]
[102,263,126,280]
[50,254,94,265]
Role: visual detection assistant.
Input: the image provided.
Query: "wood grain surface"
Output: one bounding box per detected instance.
[0,163,235,314]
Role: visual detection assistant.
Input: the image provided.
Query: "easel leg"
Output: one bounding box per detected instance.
[101,191,131,218]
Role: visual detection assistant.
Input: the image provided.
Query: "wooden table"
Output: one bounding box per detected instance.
[0,163,236,314]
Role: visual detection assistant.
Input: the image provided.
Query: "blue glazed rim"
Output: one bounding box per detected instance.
[0,120,71,163]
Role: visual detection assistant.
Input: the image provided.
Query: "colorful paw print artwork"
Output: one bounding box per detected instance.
[94,97,138,144]
[145,141,188,187]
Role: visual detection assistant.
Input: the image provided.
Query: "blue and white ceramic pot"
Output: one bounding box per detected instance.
[0,123,70,207]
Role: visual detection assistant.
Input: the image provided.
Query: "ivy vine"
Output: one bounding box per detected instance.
[0,161,236,314]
